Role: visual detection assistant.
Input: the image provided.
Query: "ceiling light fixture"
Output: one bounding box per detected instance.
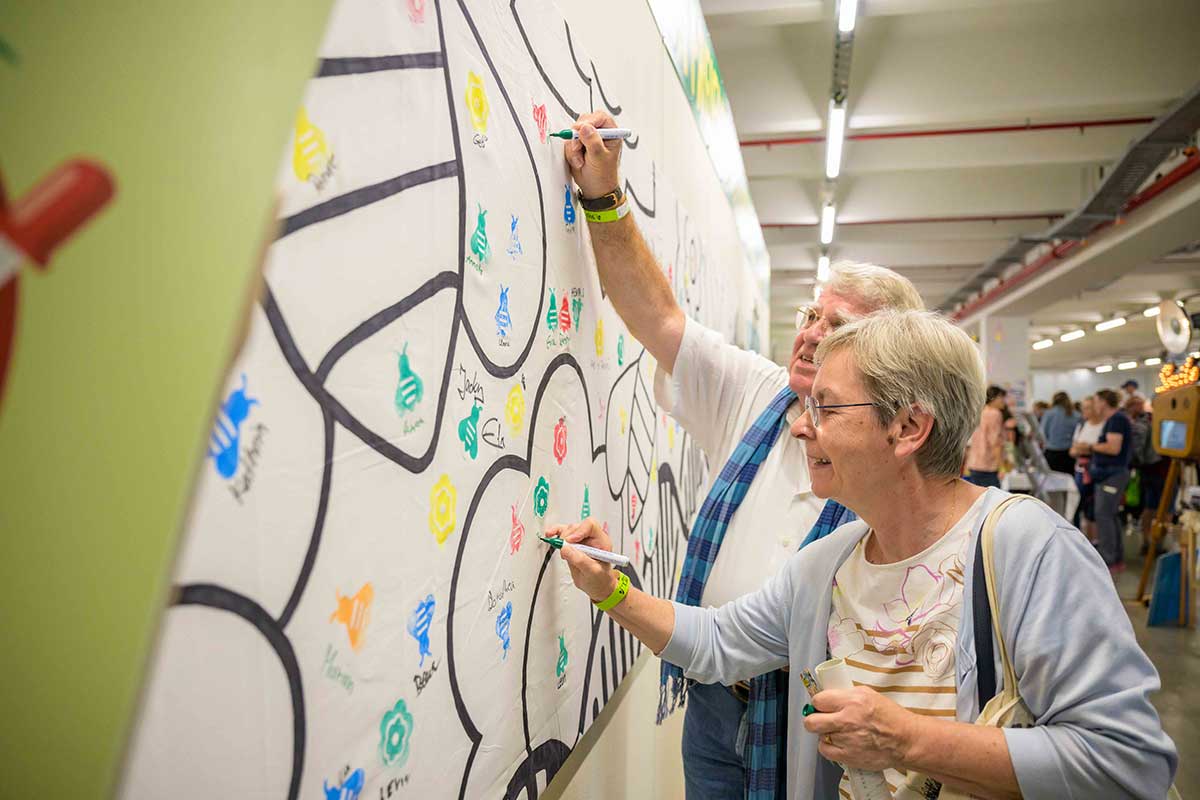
[825,103,846,179]
[1060,330,1086,342]
[1095,365,1113,373]
[1143,306,1161,317]
[838,0,859,33]
[817,254,831,282]
[1032,339,1054,350]
[1144,357,1162,366]
[1094,317,1127,332]
[1118,361,1138,370]
[820,204,836,245]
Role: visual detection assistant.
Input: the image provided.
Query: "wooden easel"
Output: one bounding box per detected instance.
[1134,458,1195,627]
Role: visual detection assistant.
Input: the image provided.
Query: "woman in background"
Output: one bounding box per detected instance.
[1040,391,1080,473]
[965,386,1006,488]
[1070,395,1104,540]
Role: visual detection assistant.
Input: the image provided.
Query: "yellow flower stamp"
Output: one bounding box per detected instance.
[464,70,490,140]
[429,474,457,546]
[505,383,525,435]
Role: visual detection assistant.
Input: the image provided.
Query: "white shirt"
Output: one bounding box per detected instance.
[655,317,824,608]
[828,491,989,796]
[1073,420,1103,446]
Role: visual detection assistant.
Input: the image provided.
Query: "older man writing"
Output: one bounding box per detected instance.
[565,110,922,797]
[549,310,1175,799]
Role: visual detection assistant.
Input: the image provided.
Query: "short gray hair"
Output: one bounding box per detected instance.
[825,261,924,313]
[815,310,985,478]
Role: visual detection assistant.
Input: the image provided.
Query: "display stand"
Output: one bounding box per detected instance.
[1134,457,1196,627]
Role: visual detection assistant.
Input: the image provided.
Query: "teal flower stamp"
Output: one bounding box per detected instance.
[533,476,550,518]
[379,698,414,768]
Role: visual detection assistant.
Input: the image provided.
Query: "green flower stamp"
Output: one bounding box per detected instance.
[533,476,550,518]
[379,698,414,768]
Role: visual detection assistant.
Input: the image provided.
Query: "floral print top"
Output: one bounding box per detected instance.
[827,493,988,797]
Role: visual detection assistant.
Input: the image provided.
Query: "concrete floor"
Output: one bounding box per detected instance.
[1116,546,1197,796]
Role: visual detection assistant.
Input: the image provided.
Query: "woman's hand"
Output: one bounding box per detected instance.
[548,519,618,602]
[803,686,921,771]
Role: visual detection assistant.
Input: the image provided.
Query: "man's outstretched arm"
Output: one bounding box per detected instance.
[566,110,685,374]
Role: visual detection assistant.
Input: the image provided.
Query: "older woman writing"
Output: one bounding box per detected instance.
[549,310,1175,799]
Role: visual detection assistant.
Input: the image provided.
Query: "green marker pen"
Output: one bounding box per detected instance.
[539,535,631,567]
[548,127,633,141]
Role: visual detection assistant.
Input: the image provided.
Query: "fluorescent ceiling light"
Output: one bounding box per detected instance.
[1095,365,1113,373]
[825,103,846,179]
[1118,361,1138,370]
[1060,330,1086,342]
[1094,317,1127,332]
[1143,306,1161,317]
[1144,357,1161,366]
[820,204,836,245]
[1032,339,1054,350]
[838,0,859,33]
[817,254,831,282]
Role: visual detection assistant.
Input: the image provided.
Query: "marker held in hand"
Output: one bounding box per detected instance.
[549,127,633,141]
[540,535,631,567]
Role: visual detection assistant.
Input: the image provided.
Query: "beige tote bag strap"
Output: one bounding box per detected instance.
[979,495,1029,698]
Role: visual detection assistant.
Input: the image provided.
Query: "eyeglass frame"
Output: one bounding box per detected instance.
[794,305,862,334]
[803,394,876,428]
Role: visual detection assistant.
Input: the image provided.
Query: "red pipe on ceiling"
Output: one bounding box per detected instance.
[740,116,1154,148]
[761,211,1066,229]
[950,152,1200,322]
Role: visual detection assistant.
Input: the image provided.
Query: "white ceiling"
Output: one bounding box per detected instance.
[702,0,1200,368]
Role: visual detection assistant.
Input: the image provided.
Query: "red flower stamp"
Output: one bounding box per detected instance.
[553,416,568,464]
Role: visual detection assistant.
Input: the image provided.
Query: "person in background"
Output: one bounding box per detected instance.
[1039,391,1080,473]
[551,311,1176,799]
[1126,395,1169,554]
[1069,395,1104,539]
[1033,400,1049,422]
[1076,389,1134,573]
[1122,379,1147,404]
[965,385,1006,488]
[563,108,925,799]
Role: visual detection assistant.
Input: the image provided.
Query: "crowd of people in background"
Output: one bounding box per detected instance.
[966,378,1171,576]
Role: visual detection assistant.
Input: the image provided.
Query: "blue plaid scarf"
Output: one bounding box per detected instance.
[658,386,798,723]
[656,383,858,798]
[745,497,855,799]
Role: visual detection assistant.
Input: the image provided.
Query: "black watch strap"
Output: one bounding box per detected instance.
[578,186,624,212]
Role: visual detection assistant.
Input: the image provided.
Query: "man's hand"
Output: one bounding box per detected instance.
[548,518,617,602]
[565,111,622,199]
[803,686,921,772]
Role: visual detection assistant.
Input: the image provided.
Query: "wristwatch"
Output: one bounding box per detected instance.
[578,186,624,212]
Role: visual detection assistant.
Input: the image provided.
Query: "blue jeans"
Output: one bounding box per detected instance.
[682,682,747,799]
[966,469,1001,488]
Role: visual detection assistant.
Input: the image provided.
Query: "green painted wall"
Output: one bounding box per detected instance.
[0,3,332,795]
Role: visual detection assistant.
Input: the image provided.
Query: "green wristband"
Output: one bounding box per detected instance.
[594,571,630,611]
[583,201,630,224]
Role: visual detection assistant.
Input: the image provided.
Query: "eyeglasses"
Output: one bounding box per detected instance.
[804,394,875,428]
[795,305,858,334]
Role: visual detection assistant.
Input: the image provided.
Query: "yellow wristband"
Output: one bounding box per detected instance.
[594,572,630,611]
[584,201,630,224]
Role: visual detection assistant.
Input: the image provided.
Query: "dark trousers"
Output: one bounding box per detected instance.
[1045,448,1074,474]
[1095,469,1131,566]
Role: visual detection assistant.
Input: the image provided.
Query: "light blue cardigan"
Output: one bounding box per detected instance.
[660,488,1177,799]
